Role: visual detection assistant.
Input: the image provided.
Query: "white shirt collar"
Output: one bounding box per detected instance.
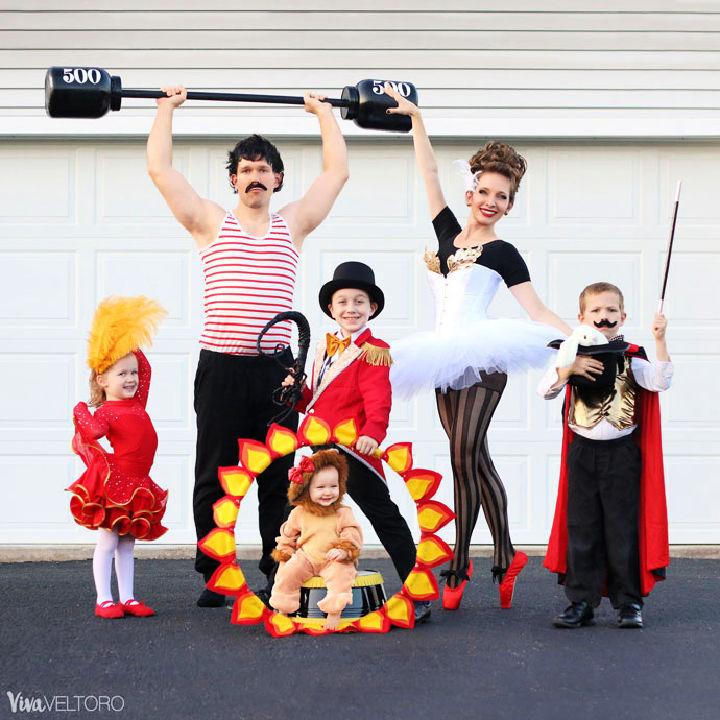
[335,325,368,343]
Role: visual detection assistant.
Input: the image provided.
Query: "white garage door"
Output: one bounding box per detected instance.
[1,138,717,546]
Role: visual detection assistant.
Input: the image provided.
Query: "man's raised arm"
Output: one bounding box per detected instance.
[282,92,349,249]
[147,87,223,248]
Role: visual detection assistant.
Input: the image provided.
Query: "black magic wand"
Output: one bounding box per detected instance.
[659,181,681,314]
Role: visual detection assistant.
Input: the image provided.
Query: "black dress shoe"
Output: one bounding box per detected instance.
[254,587,273,609]
[197,571,228,607]
[413,601,432,625]
[553,601,595,628]
[196,588,227,608]
[617,603,643,628]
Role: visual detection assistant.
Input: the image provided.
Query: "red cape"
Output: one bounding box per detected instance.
[543,344,669,596]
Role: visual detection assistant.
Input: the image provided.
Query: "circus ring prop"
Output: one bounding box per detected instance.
[197,414,455,637]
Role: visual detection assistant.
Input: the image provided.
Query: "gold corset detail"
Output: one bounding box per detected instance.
[423,245,483,274]
[570,360,638,431]
[423,248,441,274]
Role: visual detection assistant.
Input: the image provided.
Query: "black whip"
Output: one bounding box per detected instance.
[256,311,311,425]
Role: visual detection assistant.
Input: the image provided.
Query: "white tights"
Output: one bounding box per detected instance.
[93,528,136,604]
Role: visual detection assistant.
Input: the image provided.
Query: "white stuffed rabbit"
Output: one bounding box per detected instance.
[555,325,608,369]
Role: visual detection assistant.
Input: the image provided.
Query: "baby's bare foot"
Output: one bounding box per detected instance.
[323,612,341,631]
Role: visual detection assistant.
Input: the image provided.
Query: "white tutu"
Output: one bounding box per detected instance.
[390,318,558,398]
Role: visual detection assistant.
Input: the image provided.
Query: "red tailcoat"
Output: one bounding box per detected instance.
[544,344,669,596]
[296,328,391,479]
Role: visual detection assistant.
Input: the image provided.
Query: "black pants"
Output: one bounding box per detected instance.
[342,451,416,584]
[565,433,642,608]
[193,349,297,580]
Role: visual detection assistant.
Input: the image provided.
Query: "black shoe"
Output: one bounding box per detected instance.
[196,588,227,608]
[413,601,432,625]
[197,571,228,608]
[617,603,643,628]
[254,587,273,609]
[553,601,595,628]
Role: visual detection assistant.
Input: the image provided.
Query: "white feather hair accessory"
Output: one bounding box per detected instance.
[453,159,478,193]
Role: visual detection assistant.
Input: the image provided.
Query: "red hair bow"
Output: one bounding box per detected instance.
[288,456,315,485]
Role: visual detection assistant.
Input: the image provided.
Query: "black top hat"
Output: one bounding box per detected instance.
[548,338,629,389]
[318,261,385,318]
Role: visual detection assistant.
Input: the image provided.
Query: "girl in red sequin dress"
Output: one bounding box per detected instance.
[67,296,168,619]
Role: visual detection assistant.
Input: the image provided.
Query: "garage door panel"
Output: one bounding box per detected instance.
[95,249,192,328]
[0,353,75,427]
[544,393,565,431]
[0,454,77,540]
[664,355,720,429]
[548,149,641,224]
[659,149,720,223]
[330,151,415,224]
[150,454,191,531]
[145,353,192,430]
[548,251,642,322]
[388,396,414,432]
[658,253,720,326]
[666,455,720,543]
[0,251,76,326]
[96,148,190,224]
[0,150,75,224]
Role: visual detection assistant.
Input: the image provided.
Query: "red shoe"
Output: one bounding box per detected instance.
[499,551,528,609]
[121,599,156,617]
[95,601,124,619]
[441,561,474,611]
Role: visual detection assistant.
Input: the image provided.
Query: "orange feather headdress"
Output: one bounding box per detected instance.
[87,296,166,374]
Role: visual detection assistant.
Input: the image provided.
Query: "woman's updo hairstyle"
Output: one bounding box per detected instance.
[468,142,527,201]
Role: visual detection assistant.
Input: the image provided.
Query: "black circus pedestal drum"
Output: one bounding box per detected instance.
[297,570,386,619]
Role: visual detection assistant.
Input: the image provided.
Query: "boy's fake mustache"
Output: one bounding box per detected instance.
[594,319,618,329]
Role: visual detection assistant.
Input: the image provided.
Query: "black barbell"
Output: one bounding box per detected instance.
[45,66,417,133]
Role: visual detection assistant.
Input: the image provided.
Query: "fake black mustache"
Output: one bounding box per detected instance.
[594,319,618,329]
[245,182,267,193]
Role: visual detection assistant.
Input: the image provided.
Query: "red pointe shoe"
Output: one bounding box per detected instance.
[499,551,528,609]
[95,601,124,619]
[121,599,156,617]
[441,561,474,610]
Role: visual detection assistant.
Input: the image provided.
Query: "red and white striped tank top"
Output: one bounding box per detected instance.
[198,212,298,355]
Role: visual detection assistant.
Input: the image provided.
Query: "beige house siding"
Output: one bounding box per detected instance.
[1,1,720,135]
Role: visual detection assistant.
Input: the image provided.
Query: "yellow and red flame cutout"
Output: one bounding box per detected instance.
[197,414,456,637]
[265,423,298,458]
[218,466,253,499]
[417,500,455,534]
[297,415,332,447]
[207,562,247,596]
[416,534,454,568]
[212,496,239,529]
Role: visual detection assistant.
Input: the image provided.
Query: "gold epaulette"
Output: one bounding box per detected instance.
[359,342,393,366]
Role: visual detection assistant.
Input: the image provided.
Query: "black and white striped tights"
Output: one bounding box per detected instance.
[435,374,515,588]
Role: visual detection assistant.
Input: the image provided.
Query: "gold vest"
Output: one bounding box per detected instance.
[569,359,637,430]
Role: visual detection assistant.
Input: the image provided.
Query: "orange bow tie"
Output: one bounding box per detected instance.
[326,334,351,357]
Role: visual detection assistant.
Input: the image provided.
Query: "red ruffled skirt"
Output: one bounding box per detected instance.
[68,434,168,541]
